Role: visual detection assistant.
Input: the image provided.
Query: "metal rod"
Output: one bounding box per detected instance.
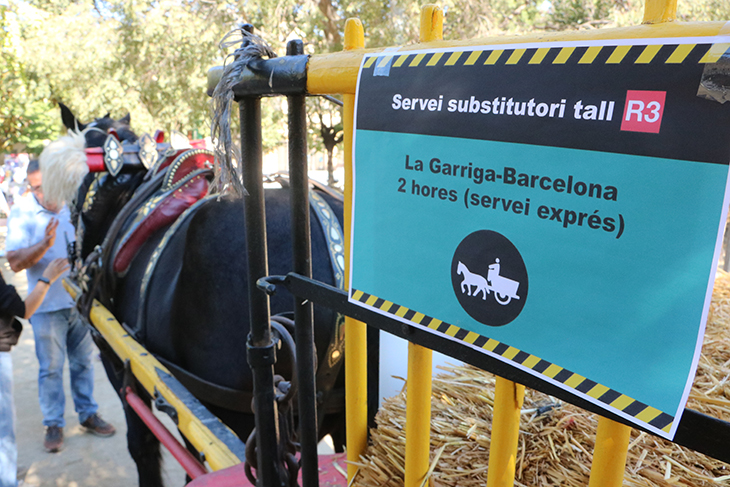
[643,0,677,24]
[486,377,525,487]
[588,417,632,487]
[286,39,320,487]
[124,387,208,480]
[321,95,343,107]
[240,95,282,487]
[404,342,433,487]
[342,17,369,482]
[366,325,380,431]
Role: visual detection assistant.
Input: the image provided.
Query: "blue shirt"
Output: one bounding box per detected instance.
[5,194,74,313]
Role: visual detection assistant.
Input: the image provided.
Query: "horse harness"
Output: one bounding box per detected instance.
[75,148,346,417]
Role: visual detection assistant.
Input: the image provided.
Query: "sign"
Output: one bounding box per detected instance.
[350,37,730,439]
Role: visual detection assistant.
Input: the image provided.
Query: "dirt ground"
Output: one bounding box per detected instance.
[1,222,185,486]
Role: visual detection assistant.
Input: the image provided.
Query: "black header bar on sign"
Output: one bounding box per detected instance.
[356,43,730,165]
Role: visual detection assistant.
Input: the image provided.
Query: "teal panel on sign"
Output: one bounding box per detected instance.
[350,39,730,438]
[352,130,726,418]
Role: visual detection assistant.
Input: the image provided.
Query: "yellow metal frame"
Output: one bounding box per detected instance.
[63,280,242,472]
[332,1,718,486]
[307,5,728,97]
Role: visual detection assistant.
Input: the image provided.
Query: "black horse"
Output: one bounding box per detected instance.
[45,103,346,486]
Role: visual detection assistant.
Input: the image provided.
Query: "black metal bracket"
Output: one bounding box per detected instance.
[257,275,286,296]
[247,336,278,368]
[265,271,730,465]
[231,55,309,100]
[154,386,179,425]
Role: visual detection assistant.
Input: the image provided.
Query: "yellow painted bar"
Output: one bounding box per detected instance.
[62,280,241,471]
[419,4,443,42]
[404,8,440,487]
[643,0,677,24]
[588,417,633,487]
[306,21,727,95]
[486,376,525,487]
[404,342,433,487]
[343,17,369,483]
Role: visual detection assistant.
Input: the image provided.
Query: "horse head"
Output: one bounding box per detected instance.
[59,102,137,148]
[43,104,148,263]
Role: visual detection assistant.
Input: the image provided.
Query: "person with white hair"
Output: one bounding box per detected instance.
[5,158,115,454]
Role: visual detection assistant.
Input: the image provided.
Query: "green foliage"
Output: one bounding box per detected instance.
[546,0,622,30]
[10,0,236,139]
[3,0,730,164]
[677,0,730,22]
[0,4,57,155]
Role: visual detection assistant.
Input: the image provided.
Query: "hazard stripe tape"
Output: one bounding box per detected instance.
[351,288,674,433]
[363,43,728,69]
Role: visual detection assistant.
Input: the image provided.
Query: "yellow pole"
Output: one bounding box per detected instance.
[404,341,433,487]
[343,17,369,483]
[588,417,632,487]
[403,7,442,487]
[486,376,526,487]
[419,4,443,43]
[643,0,677,24]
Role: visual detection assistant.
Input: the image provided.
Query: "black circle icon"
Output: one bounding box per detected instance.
[451,230,528,327]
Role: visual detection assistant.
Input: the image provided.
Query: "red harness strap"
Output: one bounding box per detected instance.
[112,150,214,275]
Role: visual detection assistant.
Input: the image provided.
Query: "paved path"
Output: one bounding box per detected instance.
[1,223,185,486]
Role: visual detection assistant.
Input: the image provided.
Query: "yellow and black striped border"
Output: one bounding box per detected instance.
[363,41,730,70]
[351,288,674,433]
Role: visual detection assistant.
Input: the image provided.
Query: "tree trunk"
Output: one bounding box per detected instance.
[327,147,336,186]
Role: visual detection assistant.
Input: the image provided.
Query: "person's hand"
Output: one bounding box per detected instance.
[42,257,70,284]
[43,218,59,249]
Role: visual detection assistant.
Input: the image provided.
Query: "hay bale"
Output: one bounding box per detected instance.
[351,271,730,487]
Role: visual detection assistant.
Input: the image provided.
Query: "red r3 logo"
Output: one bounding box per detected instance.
[620,90,666,134]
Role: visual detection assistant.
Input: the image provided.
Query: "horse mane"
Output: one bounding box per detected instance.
[39,129,90,208]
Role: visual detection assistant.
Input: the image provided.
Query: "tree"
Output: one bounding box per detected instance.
[14,0,239,138]
[307,96,343,187]
[0,4,57,155]
[14,1,134,128]
[677,0,730,22]
[5,0,730,163]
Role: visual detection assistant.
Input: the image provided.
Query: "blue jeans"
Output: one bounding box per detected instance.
[0,353,16,487]
[30,309,98,428]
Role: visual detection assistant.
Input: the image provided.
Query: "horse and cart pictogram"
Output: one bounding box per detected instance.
[35,1,730,486]
[457,259,520,305]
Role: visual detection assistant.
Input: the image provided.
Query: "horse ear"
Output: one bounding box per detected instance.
[103,112,111,119]
[59,102,86,132]
[120,113,131,125]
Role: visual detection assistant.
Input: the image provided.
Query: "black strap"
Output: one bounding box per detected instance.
[155,354,345,416]
[156,355,255,414]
